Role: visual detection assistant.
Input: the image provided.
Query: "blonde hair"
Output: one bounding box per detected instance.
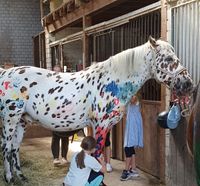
[53,64,62,72]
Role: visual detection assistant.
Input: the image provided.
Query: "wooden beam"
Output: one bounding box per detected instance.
[40,0,44,25]
[161,0,167,40]
[46,0,120,33]
[82,15,92,68]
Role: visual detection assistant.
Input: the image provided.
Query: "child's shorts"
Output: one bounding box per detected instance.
[124,146,135,158]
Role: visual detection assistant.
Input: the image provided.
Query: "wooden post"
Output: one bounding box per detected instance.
[82,15,92,68]
[82,15,93,136]
[40,0,44,26]
[160,0,168,182]
[161,0,167,40]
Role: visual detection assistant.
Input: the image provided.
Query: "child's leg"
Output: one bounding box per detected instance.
[124,147,135,170]
[129,147,139,177]
[130,147,136,170]
[86,170,104,186]
[120,147,134,181]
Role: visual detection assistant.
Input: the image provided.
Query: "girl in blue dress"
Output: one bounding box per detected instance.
[120,95,143,181]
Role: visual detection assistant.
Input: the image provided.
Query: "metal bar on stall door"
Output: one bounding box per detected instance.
[86,2,161,35]
[60,44,64,70]
[93,36,96,61]
[111,31,114,56]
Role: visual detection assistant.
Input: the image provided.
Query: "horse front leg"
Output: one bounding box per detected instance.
[94,126,109,158]
[1,119,17,183]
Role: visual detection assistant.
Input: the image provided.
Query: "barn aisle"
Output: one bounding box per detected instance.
[12,137,164,186]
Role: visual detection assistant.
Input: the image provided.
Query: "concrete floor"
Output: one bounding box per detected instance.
[21,137,164,186]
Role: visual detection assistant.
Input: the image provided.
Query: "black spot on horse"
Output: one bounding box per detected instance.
[70,78,76,82]
[5,99,11,104]
[9,114,15,117]
[29,82,37,88]
[20,86,27,93]
[47,73,52,78]
[87,78,91,83]
[19,69,25,74]
[97,83,101,90]
[48,88,54,94]
[36,72,42,75]
[9,104,16,111]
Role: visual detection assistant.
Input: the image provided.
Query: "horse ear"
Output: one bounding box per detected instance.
[148,36,158,48]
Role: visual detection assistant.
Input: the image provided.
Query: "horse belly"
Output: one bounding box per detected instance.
[25,100,89,132]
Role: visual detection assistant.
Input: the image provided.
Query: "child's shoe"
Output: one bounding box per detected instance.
[120,170,131,181]
[106,163,112,172]
[129,169,139,177]
[61,158,68,166]
[53,158,61,166]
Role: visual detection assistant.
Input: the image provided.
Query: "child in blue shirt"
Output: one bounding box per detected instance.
[120,95,143,181]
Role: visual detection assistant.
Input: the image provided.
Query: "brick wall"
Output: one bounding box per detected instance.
[0,0,42,66]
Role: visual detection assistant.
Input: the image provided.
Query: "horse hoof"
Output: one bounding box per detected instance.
[4,174,14,183]
[19,174,28,182]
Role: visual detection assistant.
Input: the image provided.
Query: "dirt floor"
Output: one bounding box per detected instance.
[0,137,165,186]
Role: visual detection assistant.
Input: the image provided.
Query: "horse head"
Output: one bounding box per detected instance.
[148,36,194,97]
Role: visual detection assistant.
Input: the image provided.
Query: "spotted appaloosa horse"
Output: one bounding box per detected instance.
[0,36,193,182]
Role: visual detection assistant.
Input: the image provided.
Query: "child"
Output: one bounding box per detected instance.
[51,64,69,166]
[120,95,143,181]
[63,136,106,186]
[104,132,112,172]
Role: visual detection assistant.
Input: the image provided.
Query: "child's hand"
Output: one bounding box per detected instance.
[97,154,105,164]
[97,155,106,173]
[120,106,126,113]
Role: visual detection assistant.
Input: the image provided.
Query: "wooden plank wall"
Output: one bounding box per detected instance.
[136,100,165,180]
[166,118,197,186]
[112,116,126,160]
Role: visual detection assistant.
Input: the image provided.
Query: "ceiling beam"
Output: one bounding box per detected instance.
[43,0,124,33]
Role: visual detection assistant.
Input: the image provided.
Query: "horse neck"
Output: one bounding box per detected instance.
[107,43,151,88]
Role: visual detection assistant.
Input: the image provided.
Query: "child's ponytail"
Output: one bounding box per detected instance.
[76,136,96,169]
[76,150,85,169]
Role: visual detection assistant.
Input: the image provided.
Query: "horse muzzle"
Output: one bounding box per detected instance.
[174,78,194,97]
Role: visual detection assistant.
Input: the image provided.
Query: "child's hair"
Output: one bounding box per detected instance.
[76,136,96,169]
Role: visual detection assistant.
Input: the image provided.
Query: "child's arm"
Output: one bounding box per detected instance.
[97,155,106,173]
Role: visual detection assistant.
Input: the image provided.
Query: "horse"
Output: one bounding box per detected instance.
[187,82,200,186]
[0,36,194,182]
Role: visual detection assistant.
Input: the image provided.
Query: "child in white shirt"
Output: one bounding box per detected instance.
[63,136,106,186]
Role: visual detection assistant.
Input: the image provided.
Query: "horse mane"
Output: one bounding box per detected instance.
[100,43,147,78]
